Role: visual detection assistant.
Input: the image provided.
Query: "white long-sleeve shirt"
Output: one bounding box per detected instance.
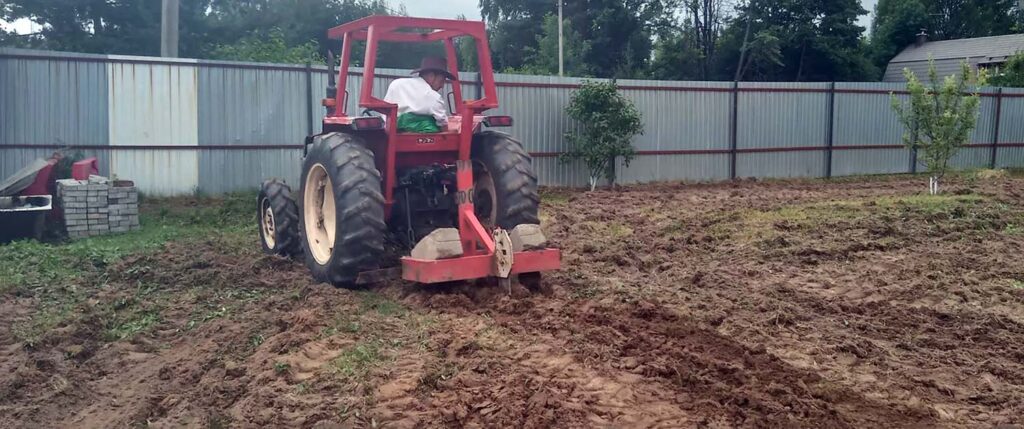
[383,77,448,127]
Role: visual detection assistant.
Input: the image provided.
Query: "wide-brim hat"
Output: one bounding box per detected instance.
[412,56,456,80]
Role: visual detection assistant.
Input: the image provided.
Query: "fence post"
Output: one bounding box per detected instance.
[729,81,739,180]
[991,87,1003,169]
[305,61,314,136]
[825,82,836,178]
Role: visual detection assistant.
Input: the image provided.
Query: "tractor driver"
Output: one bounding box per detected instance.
[383,57,454,133]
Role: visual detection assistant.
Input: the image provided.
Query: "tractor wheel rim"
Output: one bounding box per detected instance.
[304,163,336,265]
[261,198,276,249]
[473,161,497,230]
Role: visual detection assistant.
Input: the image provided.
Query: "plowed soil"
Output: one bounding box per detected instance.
[3,174,1024,428]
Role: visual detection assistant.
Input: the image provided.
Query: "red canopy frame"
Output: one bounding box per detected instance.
[326,16,498,115]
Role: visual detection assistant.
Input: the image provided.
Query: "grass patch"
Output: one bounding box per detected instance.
[539,187,574,205]
[274,361,291,374]
[1,192,259,347]
[720,194,994,244]
[1011,280,1024,290]
[358,292,407,317]
[330,340,387,381]
[105,311,161,341]
[12,307,71,348]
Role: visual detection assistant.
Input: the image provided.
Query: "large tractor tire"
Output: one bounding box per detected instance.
[258,179,301,257]
[299,132,386,287]
[470,131,541,230]
[471,132,545,290]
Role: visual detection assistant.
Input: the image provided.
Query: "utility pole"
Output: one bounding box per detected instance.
[558,0,564,76]
[160,0,179,57]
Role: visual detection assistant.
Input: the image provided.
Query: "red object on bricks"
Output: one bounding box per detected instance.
[20,159,57,196]
[71,158,99,180]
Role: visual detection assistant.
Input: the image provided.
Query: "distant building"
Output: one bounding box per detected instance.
[883,33,1024,82]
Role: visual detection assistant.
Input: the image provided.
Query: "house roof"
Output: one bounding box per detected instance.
[890,33,1024,64]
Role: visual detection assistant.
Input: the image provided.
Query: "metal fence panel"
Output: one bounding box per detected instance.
[0,49,109,148]
[197,67,308,146]
[532,156,588,187]
[199,149,302,194]
[997,88,1024,168]
[737,82,830,150]
[737,152,827,179]
[490,73,589,155]
[618,154,731,184]
[831,148,910,176]
[618,80,733,152]
[107,60,199,195]
[833,83,911,175]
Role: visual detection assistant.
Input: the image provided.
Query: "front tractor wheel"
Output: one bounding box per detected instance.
[258,179,301,256]
[299,133,386,287]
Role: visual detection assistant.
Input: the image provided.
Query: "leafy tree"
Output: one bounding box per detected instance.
[2,0,216,57]
[925,0,1016,40]
[649,27,702,80]
[0,0,392,61]
[684,0,727,80]
[890,60,988,194]
[560,81,644,191]
[716,0,873,82]
[479,0,553,71]
[481,0,673,78]
[209,27,322,64]
[869,0,928,75]
[505,14,591,76]
[990,52,1024,87]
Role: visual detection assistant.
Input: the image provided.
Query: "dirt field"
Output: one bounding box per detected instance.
[2,173,1024,428]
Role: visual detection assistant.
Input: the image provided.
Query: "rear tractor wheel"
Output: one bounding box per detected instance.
[258,179,301,256]
[471,132,545,289]
[470,131,540,230]
[299,132,386,287]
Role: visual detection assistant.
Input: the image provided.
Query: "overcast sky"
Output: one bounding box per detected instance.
[3,0,881,34]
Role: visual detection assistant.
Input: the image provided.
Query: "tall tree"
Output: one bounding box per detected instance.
[649,26,702,80]
[686,0,726,79]
[507,14,592,76]
[869,0,928,74]
[479,0,553,71]
[717,0,873,82]
[0,0,395,62]
[481,0,676,78]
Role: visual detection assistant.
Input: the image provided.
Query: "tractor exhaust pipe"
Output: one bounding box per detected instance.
[325,50,337,116]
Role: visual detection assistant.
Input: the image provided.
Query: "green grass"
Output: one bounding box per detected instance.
[274,361,291,374]
[330,340,387,380]
[539,188,574,205]
[358,292,407,317]
[1011,280,1024,290]
[2,192,258,347]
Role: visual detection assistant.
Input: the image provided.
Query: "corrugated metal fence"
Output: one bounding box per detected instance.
[2,48,1023,195]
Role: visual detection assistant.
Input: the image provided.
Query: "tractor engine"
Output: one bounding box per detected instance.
[391,164,458,247]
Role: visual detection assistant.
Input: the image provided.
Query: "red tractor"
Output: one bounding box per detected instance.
[257,16,560,287]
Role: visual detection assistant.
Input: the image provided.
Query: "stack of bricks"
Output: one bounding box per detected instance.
[57,175,140,239]
[107,180,140,233]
